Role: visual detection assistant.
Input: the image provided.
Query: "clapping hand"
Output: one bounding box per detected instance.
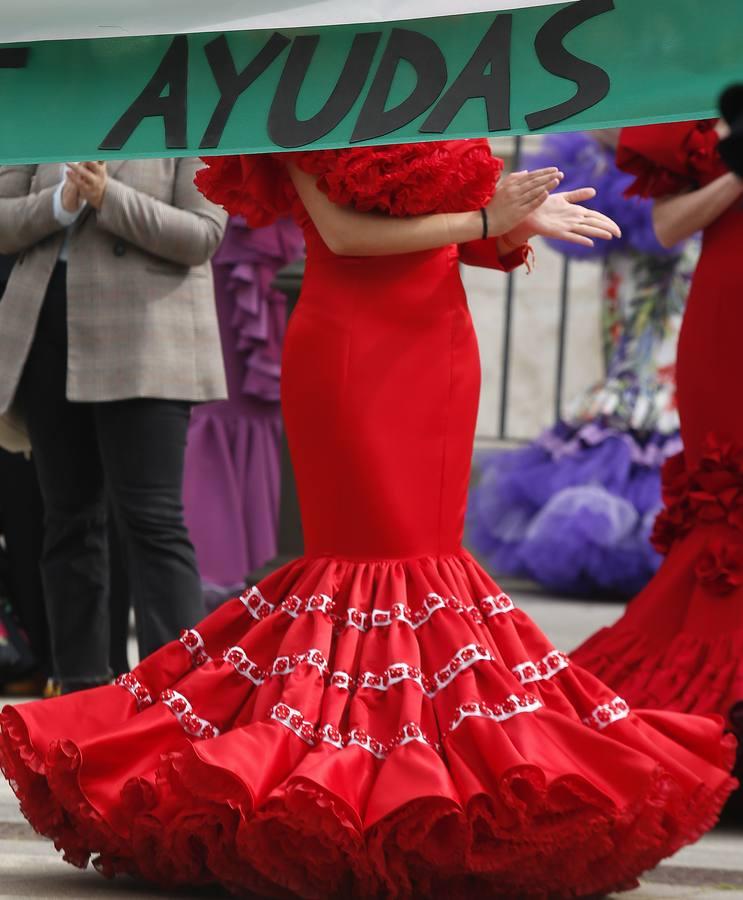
[509,187,621,248]
[484,168,564,236]
[60,174,83,214]
[65,161,108,210]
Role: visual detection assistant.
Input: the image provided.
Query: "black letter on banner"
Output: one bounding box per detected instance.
[268,32,381,148]
[525,0,613,131]
[351,29,447,143]
[200,33,290,149]
[421,16,511,134]
[0,47,30,68]
[100,35,188,150]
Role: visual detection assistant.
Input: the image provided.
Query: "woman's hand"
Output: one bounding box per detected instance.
[61,176,83,214]
[507,188,621,248]
[485,168,563,236]
[66,161,108,210]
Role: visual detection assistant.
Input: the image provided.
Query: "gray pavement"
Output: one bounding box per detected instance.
[0,590,740,898]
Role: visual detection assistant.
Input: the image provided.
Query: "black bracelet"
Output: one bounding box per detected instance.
[480,207,488,240]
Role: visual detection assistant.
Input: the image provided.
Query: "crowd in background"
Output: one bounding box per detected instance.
[0,158,302,696]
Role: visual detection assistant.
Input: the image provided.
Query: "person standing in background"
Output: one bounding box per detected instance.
[183,215,304,608]
[0,159,227,695]
[573,111,743,764]
[0,252,50,693]
[468,131,698,597]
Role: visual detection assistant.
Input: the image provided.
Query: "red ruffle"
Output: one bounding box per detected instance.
[0,551,736,899]
[651,434,743,555]
[194,155,296,227]
[617,120,726,198]
[196,140,501,227]
[290,140,501,217]
[572,525,743,748]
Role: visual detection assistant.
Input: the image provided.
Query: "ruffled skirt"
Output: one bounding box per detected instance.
[468,420,681,596]
[573,436,743,749]
[0,551,735,899]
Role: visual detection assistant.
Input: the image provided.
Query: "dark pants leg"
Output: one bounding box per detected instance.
[0,449,47,674]
[108,511,131,676]
[95,399,204,658]
[17,265,111,684]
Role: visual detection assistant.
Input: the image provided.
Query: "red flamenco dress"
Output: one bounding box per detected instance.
[0,140,736,899]
[573,122,743,751]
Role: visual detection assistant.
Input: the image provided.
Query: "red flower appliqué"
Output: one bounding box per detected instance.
[651,435,743,555]
[694,538,743,596]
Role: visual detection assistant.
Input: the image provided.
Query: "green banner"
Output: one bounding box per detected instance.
[0,0,739,163]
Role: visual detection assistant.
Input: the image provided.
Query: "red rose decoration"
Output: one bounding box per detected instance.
[651,437,743,555]
[694,537,743,596]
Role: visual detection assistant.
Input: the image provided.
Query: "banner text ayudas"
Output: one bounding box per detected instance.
[0,0,740,163]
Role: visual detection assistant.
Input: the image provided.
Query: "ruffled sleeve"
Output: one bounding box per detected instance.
[196,140,503,225]
[289,139,502,216]
[194,155,296,227]
[616,120,725,199]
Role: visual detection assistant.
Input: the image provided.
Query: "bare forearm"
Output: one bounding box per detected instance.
[653,173,743,247]
[317,203,483,257]
[289,162,491,256]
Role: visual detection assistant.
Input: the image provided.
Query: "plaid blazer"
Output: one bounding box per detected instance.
[0,158,228,416]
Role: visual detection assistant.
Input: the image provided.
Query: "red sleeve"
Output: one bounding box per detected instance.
[287,139,502,216]
[457,238,531,272]
[194,154,295,227]
[616,120,723,198]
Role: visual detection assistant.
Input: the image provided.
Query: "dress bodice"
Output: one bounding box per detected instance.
[196,140,516,558]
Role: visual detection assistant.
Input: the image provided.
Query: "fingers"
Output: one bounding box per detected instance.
[586,211,621,238]
[562,233,595,247]
[522,176,561,204]
[67,163,95,186]
[559,198,622,239]
[503,168,562,190]
[521,170,563,192]
[577,211,621,238]
[513,172,563,210]
[522,167,560,179]
[571,223,616,241]
[561,187,596,203]
[523,190,550,214]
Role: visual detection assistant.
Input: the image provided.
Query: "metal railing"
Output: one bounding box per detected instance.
[488,134,575,443]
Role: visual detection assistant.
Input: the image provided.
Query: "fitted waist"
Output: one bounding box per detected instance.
[299,244,465,322]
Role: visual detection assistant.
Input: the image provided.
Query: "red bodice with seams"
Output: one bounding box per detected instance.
[286,225,482,558]
[0,139,736,900]
[196,139,513,558]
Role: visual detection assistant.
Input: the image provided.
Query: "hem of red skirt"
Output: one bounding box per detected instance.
[1,701,736,900]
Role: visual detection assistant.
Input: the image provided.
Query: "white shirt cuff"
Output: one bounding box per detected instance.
[53,179,86,226]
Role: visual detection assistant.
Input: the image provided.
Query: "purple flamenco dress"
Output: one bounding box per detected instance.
[467,133,699,597]
[183,217,304,606]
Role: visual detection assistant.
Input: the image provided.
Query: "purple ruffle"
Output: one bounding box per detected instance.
[538,420,682,467]
[214,217,305,402]
[466,420,680,597]
[183,217,304,594]
[524,132,676,260]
